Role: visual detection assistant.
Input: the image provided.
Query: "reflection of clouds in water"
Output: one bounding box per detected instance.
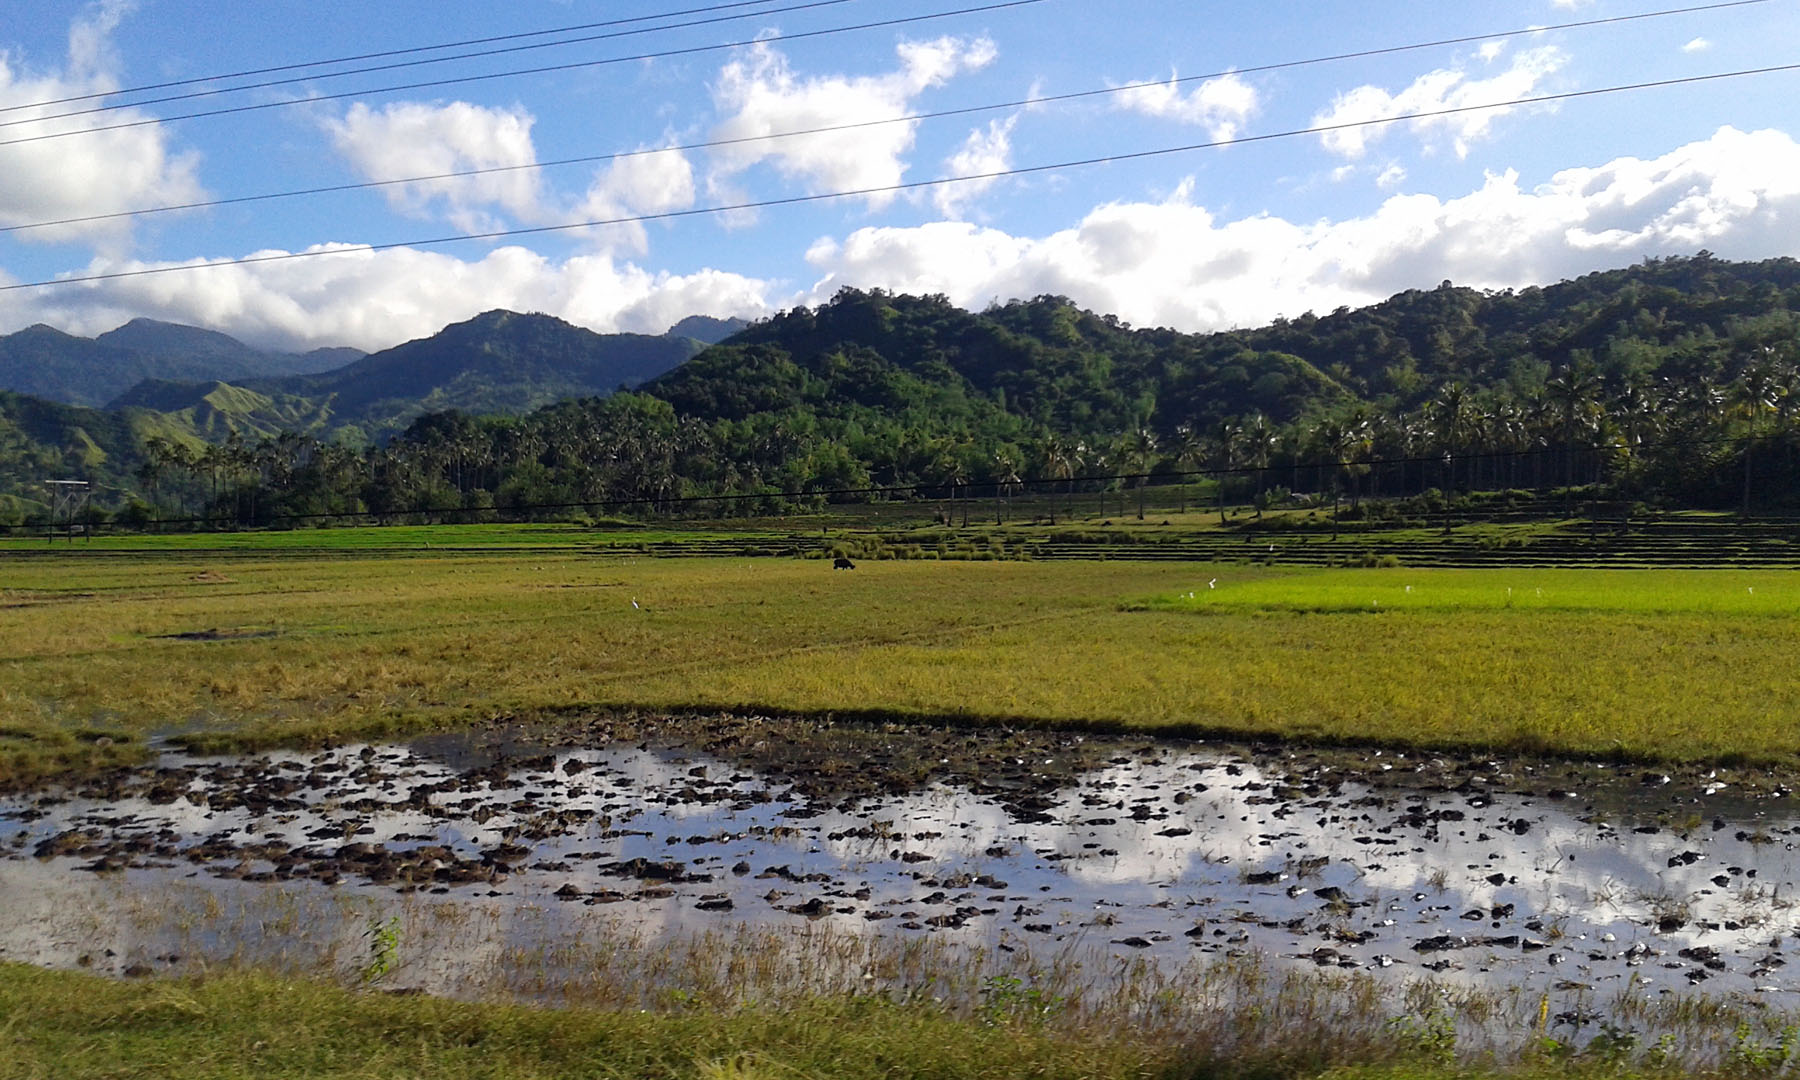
[8,742,1800,996]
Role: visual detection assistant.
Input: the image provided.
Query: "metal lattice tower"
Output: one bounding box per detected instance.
[45,479,90,542]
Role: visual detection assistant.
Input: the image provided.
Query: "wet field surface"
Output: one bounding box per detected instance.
[5,714,1800,1006]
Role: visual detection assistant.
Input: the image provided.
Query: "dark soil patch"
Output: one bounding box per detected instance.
[158,628,280,642]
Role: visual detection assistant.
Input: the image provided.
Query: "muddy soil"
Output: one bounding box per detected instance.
[4,712,1800,1007]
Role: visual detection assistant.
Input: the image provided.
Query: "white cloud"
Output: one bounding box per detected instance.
[803,127,1800,332]
[8,127,1798,357]
[1113,72,1258,141]
[706,35,997,210]
[0,245,772,352]
[578,148,698,255]
[1682,37,1712,53]
[324,101,544,233]
[0,1,206,248]
[934,116,1017,218]
[1314,45,1567,159]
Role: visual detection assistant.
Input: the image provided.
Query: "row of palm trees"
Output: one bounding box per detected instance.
[122,350,1799,526]
[1006,353,1799,519]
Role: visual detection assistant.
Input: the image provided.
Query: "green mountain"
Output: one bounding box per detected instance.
[652,252,1800,439]
[0,390,148,519]
[665,314,751,345]
[96,319,358,378]
[112,380,337,444]
[0,319,366,408]
[228,309,706,438]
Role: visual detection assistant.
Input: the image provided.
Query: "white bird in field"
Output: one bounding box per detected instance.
[1404,585,1412,593]
[1208,578,1217,589]
[631,598,640,610]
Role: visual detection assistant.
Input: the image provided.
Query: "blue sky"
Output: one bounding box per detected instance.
[0,0,1796,352]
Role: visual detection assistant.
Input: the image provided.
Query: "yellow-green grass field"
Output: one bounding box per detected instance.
[3,551,1800,785]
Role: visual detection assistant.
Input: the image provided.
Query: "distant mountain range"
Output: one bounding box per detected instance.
[0,311,750,443]
[0,319,362,408]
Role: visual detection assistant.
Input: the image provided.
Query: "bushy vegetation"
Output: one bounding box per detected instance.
[4,253,1800,529]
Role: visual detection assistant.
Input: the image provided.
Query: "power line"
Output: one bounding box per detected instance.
[0,0,1046,148]
[0,0,1765,237]
[6,60,1796,294]
[2,0,861,131]
[0,0,794,115]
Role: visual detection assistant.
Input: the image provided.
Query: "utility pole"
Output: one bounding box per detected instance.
[46,480,90,543]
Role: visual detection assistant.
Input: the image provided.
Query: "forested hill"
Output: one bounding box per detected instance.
[3,251,1800,523]
[663,251,1800,439]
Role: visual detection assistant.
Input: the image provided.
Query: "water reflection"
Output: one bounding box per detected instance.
[3,734,1798,1003]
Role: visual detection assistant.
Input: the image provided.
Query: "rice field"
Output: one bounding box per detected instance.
[7,545,1800,1078]
[2,551,1799,787]
[1147,566,1800,615]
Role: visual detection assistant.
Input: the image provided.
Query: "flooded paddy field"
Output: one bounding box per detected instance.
[6,713,1800,1055]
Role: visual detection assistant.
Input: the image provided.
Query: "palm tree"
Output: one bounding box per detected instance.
[1169,423,1205,514]
[1207,419,1241,524]
[1116,427,1159,520]
[1545,363,1603,491]
[991,446,1022,523]
[1240,412,1275,516]
[1041,435,1080,524]
[1428,382,1470,494]
[1734,350,1780,515]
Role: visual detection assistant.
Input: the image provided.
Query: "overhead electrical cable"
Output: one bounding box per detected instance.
[0,0,795,115]
[0,0,1770,236]
[0,0,1047,147]
[2,0,863,130]
[6,60,1795,294]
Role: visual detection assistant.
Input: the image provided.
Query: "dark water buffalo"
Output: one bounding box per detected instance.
[833,556,856,570]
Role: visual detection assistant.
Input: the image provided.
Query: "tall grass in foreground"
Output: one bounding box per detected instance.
[10,881,1794,1077]
[2,942,1793,1079]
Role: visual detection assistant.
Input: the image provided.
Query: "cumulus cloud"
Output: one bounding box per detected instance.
[577,148,698,255]
[1113,71,1258,141]
[933,116,1017,218]
[802,127,1800,332]
[1315,45,1567,159]
[8,127,1797,355]
[706,35,997,210]
[325,101,545,233]
[0,245,771,352]
[0,0,206,248]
